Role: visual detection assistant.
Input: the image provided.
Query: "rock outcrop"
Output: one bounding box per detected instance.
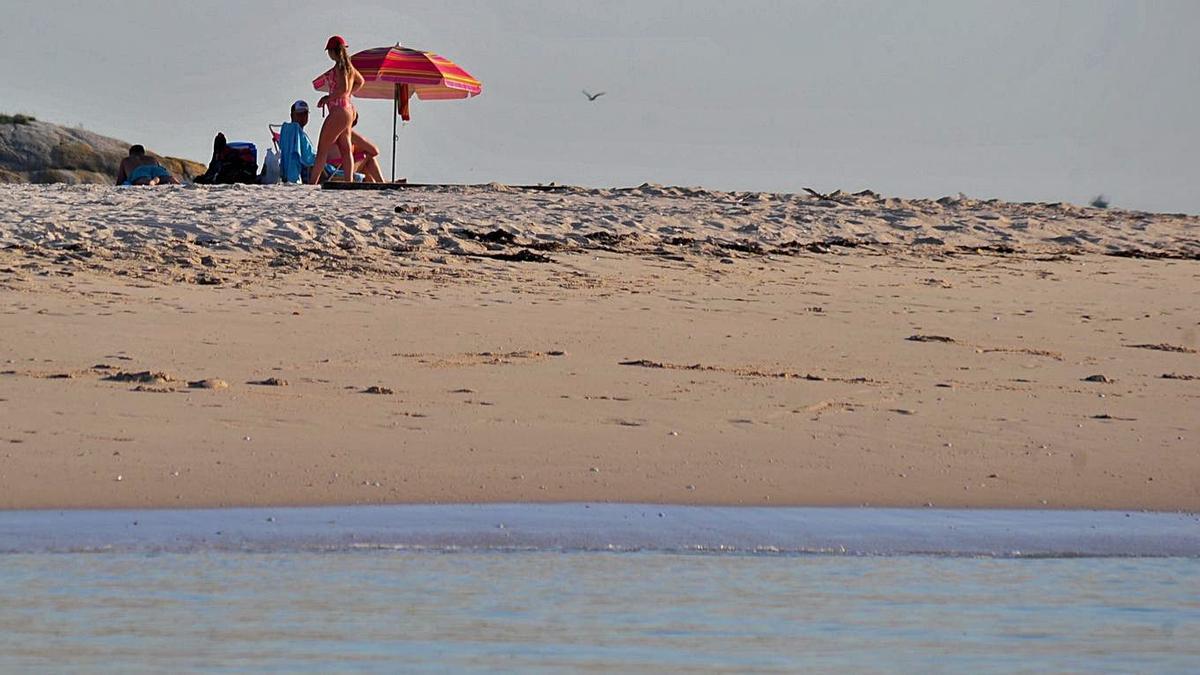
[0,117,204,184]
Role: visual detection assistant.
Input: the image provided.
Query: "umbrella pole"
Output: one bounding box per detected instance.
[391,84,399,183]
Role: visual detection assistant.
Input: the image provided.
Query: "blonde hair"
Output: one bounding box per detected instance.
[328,44,359,93]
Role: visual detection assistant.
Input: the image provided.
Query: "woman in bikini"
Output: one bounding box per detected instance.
[308,35,365,184]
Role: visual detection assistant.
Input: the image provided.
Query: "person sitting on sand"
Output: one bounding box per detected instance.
[279,100,317,183]
[115,145,179,186]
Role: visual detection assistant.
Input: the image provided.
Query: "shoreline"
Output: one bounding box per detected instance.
[2,503,1198,556]
[2,185,1198,512]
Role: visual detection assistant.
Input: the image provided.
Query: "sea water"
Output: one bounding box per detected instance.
[1,505,1197,672]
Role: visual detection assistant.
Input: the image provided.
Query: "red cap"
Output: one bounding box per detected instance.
[325,35,347,50]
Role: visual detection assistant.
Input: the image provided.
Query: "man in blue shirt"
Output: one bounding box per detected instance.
[279,100,317,183]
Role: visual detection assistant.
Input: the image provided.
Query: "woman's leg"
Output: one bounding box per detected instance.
[349,130,383,182]
[333,129,354,182]
[308,107,353,184]
[358,155,384,183]
[350,130,379,158]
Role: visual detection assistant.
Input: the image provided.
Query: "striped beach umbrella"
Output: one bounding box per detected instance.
[313,44,482,181]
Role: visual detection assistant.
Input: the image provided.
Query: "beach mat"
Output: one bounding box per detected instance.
[321,182,572,192]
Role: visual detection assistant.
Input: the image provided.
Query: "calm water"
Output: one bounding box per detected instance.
[1,506,1197,672]
[0,553,1197,672]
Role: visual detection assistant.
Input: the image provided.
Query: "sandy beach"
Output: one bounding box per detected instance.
[0,183,1197,511]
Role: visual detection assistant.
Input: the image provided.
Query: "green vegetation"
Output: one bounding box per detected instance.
[0,113,36,125]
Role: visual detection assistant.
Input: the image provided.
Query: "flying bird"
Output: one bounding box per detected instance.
[582,90,606,101]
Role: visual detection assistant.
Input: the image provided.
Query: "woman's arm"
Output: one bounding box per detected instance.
[350,69,365,95]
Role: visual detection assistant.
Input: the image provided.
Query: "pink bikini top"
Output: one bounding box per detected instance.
[324,68,353,109]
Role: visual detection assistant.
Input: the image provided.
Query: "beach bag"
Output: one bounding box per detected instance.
[260,148,280,184]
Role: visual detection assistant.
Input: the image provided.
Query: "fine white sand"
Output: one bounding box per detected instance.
[2,183,1196,266]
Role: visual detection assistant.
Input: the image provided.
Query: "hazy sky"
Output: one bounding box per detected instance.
[2,0,1197,212]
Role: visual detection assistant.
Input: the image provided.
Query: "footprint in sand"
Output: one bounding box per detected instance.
[105,370,176,384]
[795,400,857,419]
[249,377,289,386]
[619,358,872,384]
[1126,343,1197,354]
[401,350,563,368]
[907,335,1063,360]
[907,334,957,343]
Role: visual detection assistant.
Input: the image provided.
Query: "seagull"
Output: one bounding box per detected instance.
[582,90,606,101]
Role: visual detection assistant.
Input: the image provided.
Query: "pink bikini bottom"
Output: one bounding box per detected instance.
[325,96,355,116]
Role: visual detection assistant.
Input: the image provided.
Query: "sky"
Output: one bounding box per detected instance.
[1,0,1197,213]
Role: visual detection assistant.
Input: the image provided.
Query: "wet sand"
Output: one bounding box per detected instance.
[3,505,1198,556]
[1,184,1197,511]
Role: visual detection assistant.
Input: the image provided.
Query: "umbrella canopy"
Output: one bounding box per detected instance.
[312,45,482,101]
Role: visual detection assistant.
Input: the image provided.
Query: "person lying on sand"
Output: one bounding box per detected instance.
[115,145,180,186]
